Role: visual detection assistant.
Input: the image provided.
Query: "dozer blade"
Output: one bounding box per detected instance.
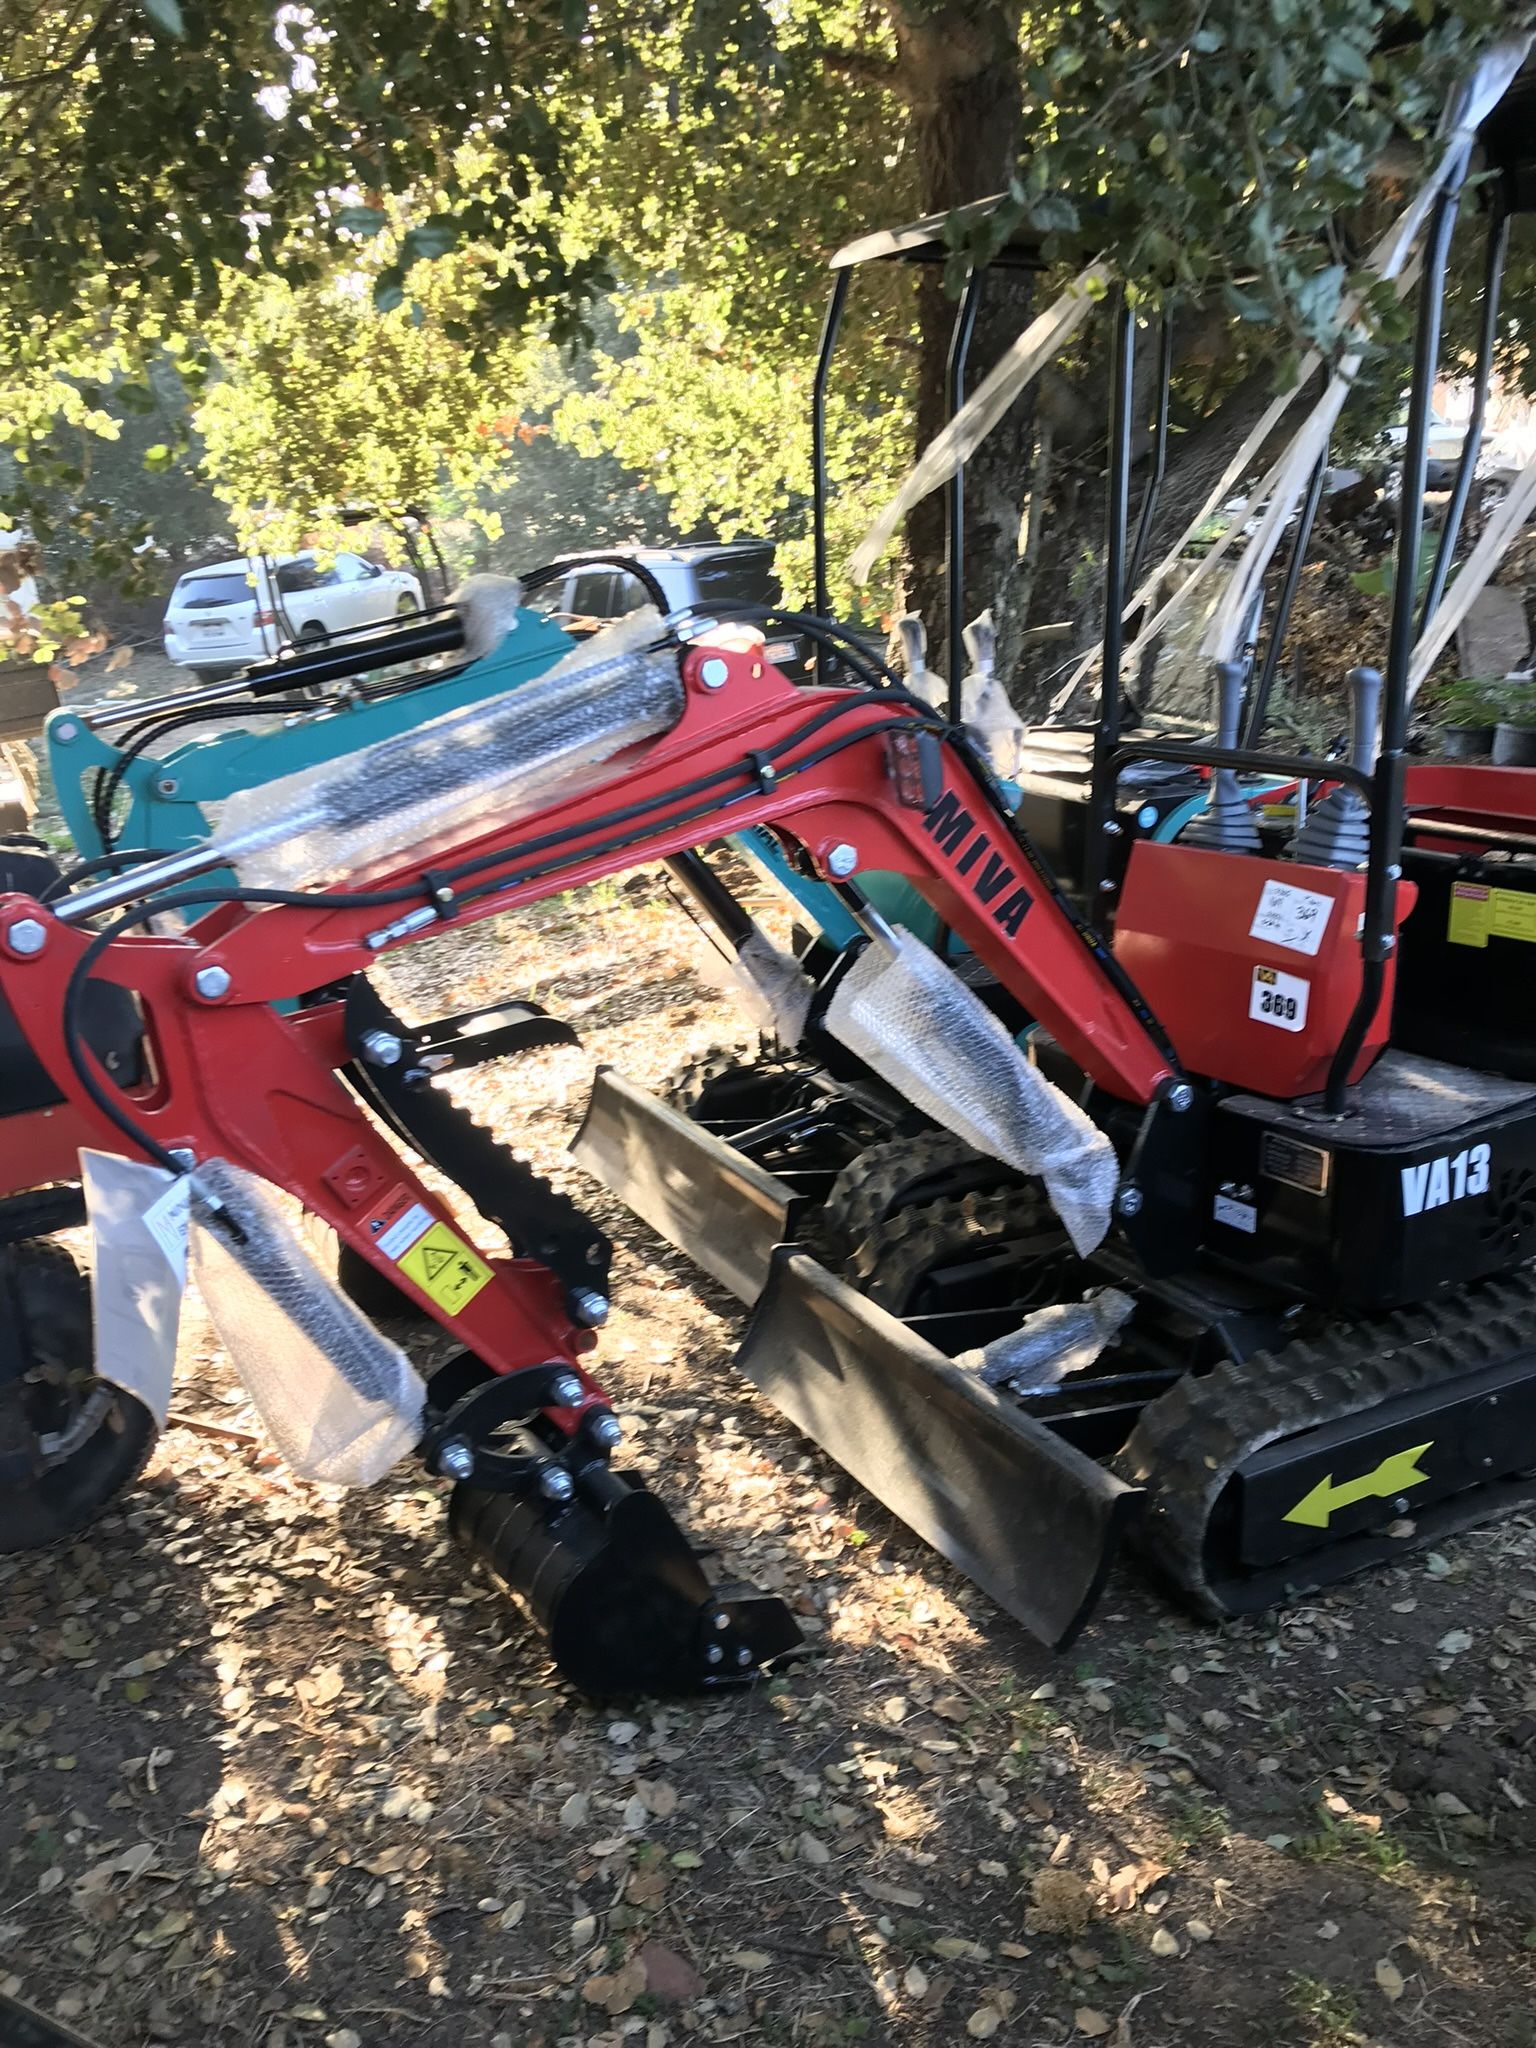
[450,1462,802,1695]
[736,1249,1143,1650]
[571,1065,797,1304]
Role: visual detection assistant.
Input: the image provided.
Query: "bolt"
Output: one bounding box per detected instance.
[735,1646,753,1668]
[1386,863,1402,881]
[1116,1186,1144,1218]
[571,1287,609,1328]
[1394,1496,1411,1515]
[1167,1083,1194,1113]
[714,1611,731,1632]
[588,1412,623,1453]
[538,1464,575,1503]
[53,719,79,743]
[193,964,231,1001]
[1103,819,1124,837]
[437,1437,476,1481]
[549,1372,585,1408]
[6,918,46,957]
[826,842,858,878]
[360,1029,404,1067]
[698,655,730,690]
[156,776,179,797]
[705,1643,725,1666]
[1097,878,1117,895]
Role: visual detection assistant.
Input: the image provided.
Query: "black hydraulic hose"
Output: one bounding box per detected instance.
[91,696,318,851]
[42,847,175,904]
[521,554,672,611]
[60,876,429,1173]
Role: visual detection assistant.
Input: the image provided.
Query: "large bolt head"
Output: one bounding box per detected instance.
[825,842,858,878]
[1166,1083,1194,1113]
[436,1437,476,1481]
[571,1287,609,1329]
[6,918,46,957]
[588,1412,623,1453]
[549,1372,585,1409]
[539,1464,575,1503]
[360,1029,404,1067]
[194,964,231,1001]
[1116,1185,1145,1218]
[698,656,730,690]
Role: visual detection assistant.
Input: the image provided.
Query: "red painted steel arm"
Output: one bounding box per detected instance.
[129,647,1175,1103]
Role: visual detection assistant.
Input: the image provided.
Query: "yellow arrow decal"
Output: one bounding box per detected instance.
[1283,1442,1434,1530]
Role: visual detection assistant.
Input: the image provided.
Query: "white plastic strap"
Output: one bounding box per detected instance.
[1410,449,1536,695]
[850,261,1111,584]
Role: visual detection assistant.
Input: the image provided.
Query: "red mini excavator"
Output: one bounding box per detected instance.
[4,61,1536,1685]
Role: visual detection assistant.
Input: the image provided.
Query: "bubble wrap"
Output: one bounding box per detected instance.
[824,930,1118,1256]
[958,1287,1134,1395]
[725,930,815,1046]
[958,611,1028,781]
[213,608,682,890]
[190,1158,425,1486]
[451,572,526,661]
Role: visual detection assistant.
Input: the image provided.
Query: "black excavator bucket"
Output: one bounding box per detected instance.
[450,1460,803,1695]
[736,1250,1143,1650]
[571,1065,798,1304]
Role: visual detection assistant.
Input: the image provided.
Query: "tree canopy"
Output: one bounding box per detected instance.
[3,0,1534,667]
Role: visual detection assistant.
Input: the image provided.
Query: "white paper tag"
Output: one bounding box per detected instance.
[142,1175,191,1285]
[1213,1191,1258,1233]
[81,1150,187,1427]
[1249,964,1309,1033]
[1249,879,1334,956]
[377,1201,434,1261]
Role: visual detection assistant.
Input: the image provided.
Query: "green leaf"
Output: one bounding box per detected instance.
[143,444,173,471]
[372,269,406,314]
[1325,38,1374,86]
[140,0,185,37]
[400,219,459,267]
[336,206,388,237]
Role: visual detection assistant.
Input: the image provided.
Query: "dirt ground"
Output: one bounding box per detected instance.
[5,876,1536,2048]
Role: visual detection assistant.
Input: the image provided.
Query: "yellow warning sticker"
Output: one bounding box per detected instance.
[397,1223,493,1313]
[1447,882,1536,949]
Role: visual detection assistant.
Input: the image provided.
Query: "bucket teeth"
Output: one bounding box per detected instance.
[449,1466,802,1695]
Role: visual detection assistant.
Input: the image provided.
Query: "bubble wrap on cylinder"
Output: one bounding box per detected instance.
[213,608,681,890]
[959,1288,1134,1394]
[824,930,1118,1256]
[190,1158,426,1486]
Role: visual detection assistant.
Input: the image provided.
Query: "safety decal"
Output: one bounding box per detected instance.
[1447,881,1536,950]
[397,1222,493,1313]
[374,1199,434,1260]
[1249,878,1334,957]
[1249,963,1309,1032]
[1283,1442,1432,1529]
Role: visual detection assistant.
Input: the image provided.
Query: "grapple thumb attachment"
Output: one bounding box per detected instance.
[735,1249,1143,1651]
[450,1464,803,1696]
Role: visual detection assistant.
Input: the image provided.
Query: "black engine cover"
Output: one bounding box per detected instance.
[1205,1051,1536,1312]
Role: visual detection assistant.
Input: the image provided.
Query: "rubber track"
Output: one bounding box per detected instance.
[848,1185,1071,1315]
[664,1045,812,1119]
[1119,1268,1536,1618]
[823,1131,1016,1253]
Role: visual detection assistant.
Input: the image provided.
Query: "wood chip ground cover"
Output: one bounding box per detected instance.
[4,873,1536,2045]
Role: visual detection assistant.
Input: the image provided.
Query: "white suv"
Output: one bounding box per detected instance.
[162,552,424,681]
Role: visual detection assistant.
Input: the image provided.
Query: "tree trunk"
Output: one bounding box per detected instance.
[884,0,1025,688]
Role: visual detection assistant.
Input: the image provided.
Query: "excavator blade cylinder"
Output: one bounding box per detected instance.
[736,1249,1144,1650]
[449,1461,802,1695]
